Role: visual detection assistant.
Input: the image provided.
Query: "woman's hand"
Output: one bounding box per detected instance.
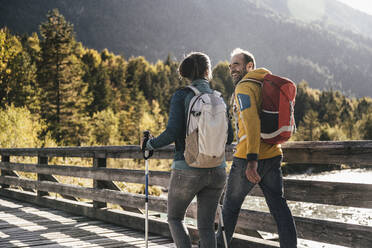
[141,133,153,150]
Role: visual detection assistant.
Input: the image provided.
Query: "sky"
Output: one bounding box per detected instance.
[336,0,372,16]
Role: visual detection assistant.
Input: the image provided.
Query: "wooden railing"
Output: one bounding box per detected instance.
[0,141,372,247]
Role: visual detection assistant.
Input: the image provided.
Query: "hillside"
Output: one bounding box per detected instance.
[261,0,372,37]
[1,0,372,97]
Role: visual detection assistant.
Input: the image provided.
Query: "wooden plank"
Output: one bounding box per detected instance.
[0,225,171,247]
[0,162,170,187]
[0,155,11,188]
[237,209,372,248]
[282,141,372,165]
[93,157,107,209]
[38,174,78,201]
[37,156,49,197]
[96,180,142,213]
[0,156,34,193]
[249,179,372,208]
[283,179,372,208]
[231,233,279,248]
[1,230,167,247]
[0,146,145,159]
[0,220,125,236]
[2,161,372,208]
[0,175,168,213]
[0,141,371,165]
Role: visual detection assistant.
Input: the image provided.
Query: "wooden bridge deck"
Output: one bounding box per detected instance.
[1,143,372,247]
[0,196,174,248]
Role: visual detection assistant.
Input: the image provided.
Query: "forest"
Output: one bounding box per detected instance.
[1,9,372,149]
[2,0,372,98]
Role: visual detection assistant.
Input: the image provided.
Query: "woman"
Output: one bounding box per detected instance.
[145,52,233,247]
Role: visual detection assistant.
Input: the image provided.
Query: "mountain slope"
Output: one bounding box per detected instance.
[1,0,372,97]
[260,0,372,38]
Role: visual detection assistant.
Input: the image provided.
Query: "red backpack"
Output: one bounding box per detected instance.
[243,74,297,144]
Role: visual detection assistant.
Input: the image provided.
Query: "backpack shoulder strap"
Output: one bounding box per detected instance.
[186,85,201,95]
[213,90,222,97]
[238,78,263,87]
[185,85,202,134]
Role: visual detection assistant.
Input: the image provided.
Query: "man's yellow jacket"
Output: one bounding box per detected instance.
[233,68,282,161]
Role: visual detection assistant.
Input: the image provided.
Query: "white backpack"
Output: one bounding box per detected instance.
[184,85,228,168]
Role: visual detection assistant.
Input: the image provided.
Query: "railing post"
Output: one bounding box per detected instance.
[0,155,10,188]
[93,156,107,209]
[37,156,49,197]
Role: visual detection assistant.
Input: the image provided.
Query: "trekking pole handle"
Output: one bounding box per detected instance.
[142,131,153,159]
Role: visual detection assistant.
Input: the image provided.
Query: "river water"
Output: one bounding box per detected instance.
[242,168,372,248]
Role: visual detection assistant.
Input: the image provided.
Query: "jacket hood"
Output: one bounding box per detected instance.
[192,78,209,85]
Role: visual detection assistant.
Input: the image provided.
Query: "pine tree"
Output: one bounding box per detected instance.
[87,108,121,145]
[139,100,166,137]
[120,57,153,144]
[360,113,372,140]
[355,97,372,121]
[89,65,112,115]
[160,55,187,117]
[339,98,355,139]
[294,110,320,141]
[0,105,44,148]
[100,49,127,113]
[153,61,171,113]
[211,61,234,103]
[318,90,343,127]
[0,28,38,111]
[126,56,153,102]
[82,49,114,115]
[7,50,38,109]
[0,27,22,107]
[167,56,186,95]
[294,81,320,126]
[38,9,88,145]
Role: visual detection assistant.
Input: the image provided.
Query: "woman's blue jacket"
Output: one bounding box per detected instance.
[147,79,234,169]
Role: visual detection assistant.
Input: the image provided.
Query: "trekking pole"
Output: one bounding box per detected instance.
[218,184,228,248]
[142,131,153,248]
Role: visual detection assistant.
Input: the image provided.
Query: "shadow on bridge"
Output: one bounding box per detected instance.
[0,196,173,247]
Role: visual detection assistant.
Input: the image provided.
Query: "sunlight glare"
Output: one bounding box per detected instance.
[21,207,78,225]
[287,0,326,22]
[0,231,9,239]
[0,212,47,231]
[41,232,105,247]
[337,0,372,16]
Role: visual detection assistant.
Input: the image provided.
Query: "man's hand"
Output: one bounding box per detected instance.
[245,160,261,184]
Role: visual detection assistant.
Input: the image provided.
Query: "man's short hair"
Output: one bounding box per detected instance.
[231,48,256,69]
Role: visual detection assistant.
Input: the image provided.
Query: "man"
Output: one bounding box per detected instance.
[216,48,297,247]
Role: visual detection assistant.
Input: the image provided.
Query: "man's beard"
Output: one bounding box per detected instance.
[233,68,247,85]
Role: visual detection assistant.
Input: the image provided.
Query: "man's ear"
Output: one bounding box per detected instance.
[246,62,253,71]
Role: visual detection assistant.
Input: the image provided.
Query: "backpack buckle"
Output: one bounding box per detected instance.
[191,111,201,117]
